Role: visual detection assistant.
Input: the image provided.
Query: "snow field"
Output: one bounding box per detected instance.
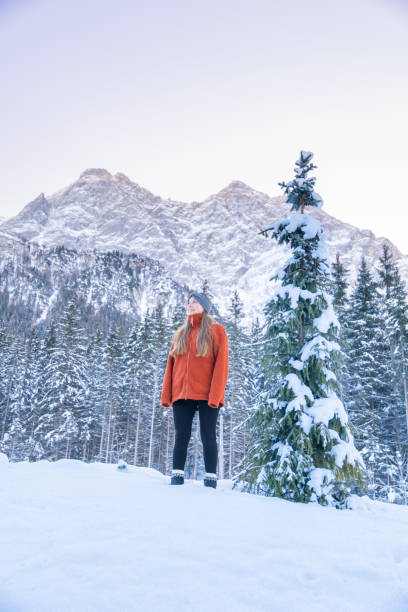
[0,455,407,612]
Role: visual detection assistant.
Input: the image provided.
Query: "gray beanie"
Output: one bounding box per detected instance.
[188,292,213,314]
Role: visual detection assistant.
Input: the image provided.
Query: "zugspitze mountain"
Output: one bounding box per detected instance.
[1,167,407,325]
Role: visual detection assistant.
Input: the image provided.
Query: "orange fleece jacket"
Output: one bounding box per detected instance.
[160,311,229,410]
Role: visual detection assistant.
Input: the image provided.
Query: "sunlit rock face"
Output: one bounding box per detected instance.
[1,168,406,327]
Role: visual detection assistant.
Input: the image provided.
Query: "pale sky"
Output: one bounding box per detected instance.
[1,0,407,254]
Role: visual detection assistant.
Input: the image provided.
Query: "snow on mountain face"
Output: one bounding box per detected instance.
[0,231,187,334]
[2,168,407,324]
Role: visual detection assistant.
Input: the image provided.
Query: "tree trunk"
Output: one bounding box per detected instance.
[133,387,142,466]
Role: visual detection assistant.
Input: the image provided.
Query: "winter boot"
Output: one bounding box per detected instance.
[203,472,217,488]
[171,469,184,485]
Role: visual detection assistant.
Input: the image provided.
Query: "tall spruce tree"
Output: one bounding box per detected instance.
[83,328,106,461]
[343,256,393,499]
[0,327,19,446]
[376,243,408,501]
[330,253,350,403]
[231,314,267,480]
[0,333,26,460]
[331,254,349,325]
[232,150,367,508]
[147,302,168,470]
[122,320,142,465]
[100,322,126,463]
[14,328,44,461]
[377,244,408,444]
[36,297,88,461]
[220,290,254,479]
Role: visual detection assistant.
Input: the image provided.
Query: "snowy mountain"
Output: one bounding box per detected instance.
[1,453,407,612]
[0,231,192,334]
[1,168,407,325]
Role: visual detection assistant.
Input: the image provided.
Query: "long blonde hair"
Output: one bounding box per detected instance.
[170,311,215,357]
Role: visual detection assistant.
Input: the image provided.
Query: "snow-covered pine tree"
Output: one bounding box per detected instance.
[331,253,349,326]
[130,311,153,466]
[248,316,265,397]
[377,243,408,445]
[111,323,134,464]
[232,150,367,508]
[221,290,255,480]
[0,333,27,460]
[0,326,19,449]
[388,450,408,505]
[148,302,168,470]
[376,243,408,501]
[82,327,106,461]
[33,320,58,460]
[231,313,267,482]
[330,253,350,404]
[16,328,44,461]
[122,319,142,465]
[99,322,127,464]
[36,297,88,461]
[343,256,393,500]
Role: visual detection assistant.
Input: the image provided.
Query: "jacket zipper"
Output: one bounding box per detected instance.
[185,331,192,399]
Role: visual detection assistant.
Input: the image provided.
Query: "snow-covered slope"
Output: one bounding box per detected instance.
[1,453,407,612]
[0,231,191,333]
[1,168,407,323]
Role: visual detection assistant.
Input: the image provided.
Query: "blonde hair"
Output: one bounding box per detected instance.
[170,311,215,357]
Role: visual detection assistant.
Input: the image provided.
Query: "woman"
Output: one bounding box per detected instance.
[160,292,229,488]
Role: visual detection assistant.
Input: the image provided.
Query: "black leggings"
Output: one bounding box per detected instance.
[172,399,220,474]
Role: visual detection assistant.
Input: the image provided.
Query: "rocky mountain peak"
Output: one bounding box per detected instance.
[79,168,113,181]
[12,192,51,232]
[1,169,407,327]
[217,180,255,197]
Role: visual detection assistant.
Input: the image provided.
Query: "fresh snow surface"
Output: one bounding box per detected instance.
[273,285,319,309]
[276,213,323,239]
[313,299,340,333]
[1,455,408,612]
